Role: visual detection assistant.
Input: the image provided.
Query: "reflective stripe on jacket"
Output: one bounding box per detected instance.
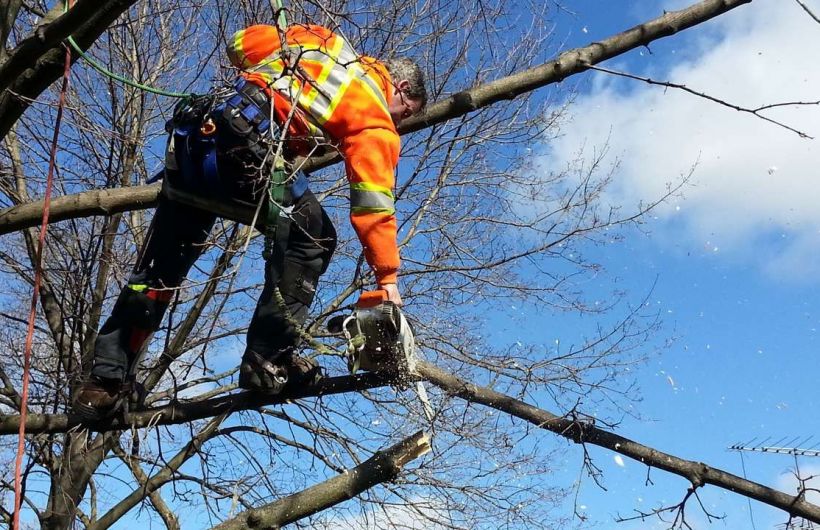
[227,24,400,284]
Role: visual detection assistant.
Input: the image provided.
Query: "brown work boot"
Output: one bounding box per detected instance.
[239,351,322,394]
[239,351,289,394]
[284,354,323,388]
[72,376,128,420]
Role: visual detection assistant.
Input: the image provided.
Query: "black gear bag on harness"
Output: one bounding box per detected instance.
[161,78,309,266]
[163,77,307,206]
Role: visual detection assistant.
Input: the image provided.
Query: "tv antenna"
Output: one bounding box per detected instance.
[729,436,820,457]
[729,436,819,530]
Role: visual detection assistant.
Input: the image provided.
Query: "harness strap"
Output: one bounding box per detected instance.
[264,165,294,268]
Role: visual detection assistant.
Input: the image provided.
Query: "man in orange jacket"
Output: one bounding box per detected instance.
[73,24,427,417]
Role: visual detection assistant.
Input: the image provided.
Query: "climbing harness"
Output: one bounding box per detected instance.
[161,76,308,263]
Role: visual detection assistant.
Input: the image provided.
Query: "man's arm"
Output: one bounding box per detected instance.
[341,125,402,301]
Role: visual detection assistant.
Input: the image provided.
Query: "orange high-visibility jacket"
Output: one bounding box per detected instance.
[226,24,401,285]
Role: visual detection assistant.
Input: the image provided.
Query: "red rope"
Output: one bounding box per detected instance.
[13,43,72,530]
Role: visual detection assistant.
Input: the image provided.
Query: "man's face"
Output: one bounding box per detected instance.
[388,79,423,126]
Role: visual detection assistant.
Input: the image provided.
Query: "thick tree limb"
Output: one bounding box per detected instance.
[0,183,160,235]
[0,0,754,236]
[0,371,392,435]
[402,0,753,134]
[0,0,140,141]
[0,0,108,92]
[210,430,431,530]
[416,361,820,524]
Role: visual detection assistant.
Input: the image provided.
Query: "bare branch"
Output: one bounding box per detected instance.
[210,431,431,530]
[795,0,820,24]
[0,0,113,92]
[0,371,393,435]
[112,444,180,530]
[586,63,817,139]
[0,0,141,140]
[617,486,723,529]
[417,361,820,524]
[88,413,229,530]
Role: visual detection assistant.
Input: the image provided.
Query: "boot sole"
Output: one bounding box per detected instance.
[239,365,287,395]
[72,397,123,422]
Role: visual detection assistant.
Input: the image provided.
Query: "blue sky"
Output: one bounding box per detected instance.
[13,2,820,528]
[108,2,820,528]
[522,1,820,528]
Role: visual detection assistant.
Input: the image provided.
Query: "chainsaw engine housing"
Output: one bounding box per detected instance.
[343,300,415,374]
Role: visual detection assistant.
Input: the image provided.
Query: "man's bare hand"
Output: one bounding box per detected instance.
[379,283,403,306]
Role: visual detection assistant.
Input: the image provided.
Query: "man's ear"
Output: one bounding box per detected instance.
[396,79,411,92]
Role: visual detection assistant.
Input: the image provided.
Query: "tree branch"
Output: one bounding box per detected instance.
[0,0,110,92]
[415,361,820,524]
[0,0,754,236]
[0,0,140,140]
[88,413,229,530]
[795,0,820,24]
[112,444,180,530]
[0,182,160,236]
[210,430,431,530]
[585,63,817,139]
[0,371,392,435]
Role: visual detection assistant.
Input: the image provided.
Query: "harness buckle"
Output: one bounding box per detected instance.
[200,117,217,136]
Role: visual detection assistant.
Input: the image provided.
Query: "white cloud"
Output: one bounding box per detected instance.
[545,0,820,280]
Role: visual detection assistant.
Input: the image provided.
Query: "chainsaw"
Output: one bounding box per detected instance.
[328,290,434,421]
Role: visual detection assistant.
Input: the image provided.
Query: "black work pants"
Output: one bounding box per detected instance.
[91,189,337,381]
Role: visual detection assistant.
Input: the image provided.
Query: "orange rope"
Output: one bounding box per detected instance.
[13,42,72,530]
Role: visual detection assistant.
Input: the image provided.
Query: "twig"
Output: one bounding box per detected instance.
[585,63,817,139]
[616,486,723,529]
[795,0,820,24]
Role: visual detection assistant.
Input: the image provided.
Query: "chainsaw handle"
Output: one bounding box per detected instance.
[356,289,389,308]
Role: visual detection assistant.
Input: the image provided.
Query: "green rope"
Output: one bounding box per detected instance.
[65,35,194,99]
[62,0,192,99]
[63,0,289,99]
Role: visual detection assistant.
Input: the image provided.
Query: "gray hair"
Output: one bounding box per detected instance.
[384,57,428,109]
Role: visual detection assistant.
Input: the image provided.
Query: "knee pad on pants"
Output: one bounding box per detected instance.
[122,284,172,330]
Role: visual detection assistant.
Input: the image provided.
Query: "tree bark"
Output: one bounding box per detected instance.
[0,0,140,141]
[40,432,118,530]
[0,0,109,91]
